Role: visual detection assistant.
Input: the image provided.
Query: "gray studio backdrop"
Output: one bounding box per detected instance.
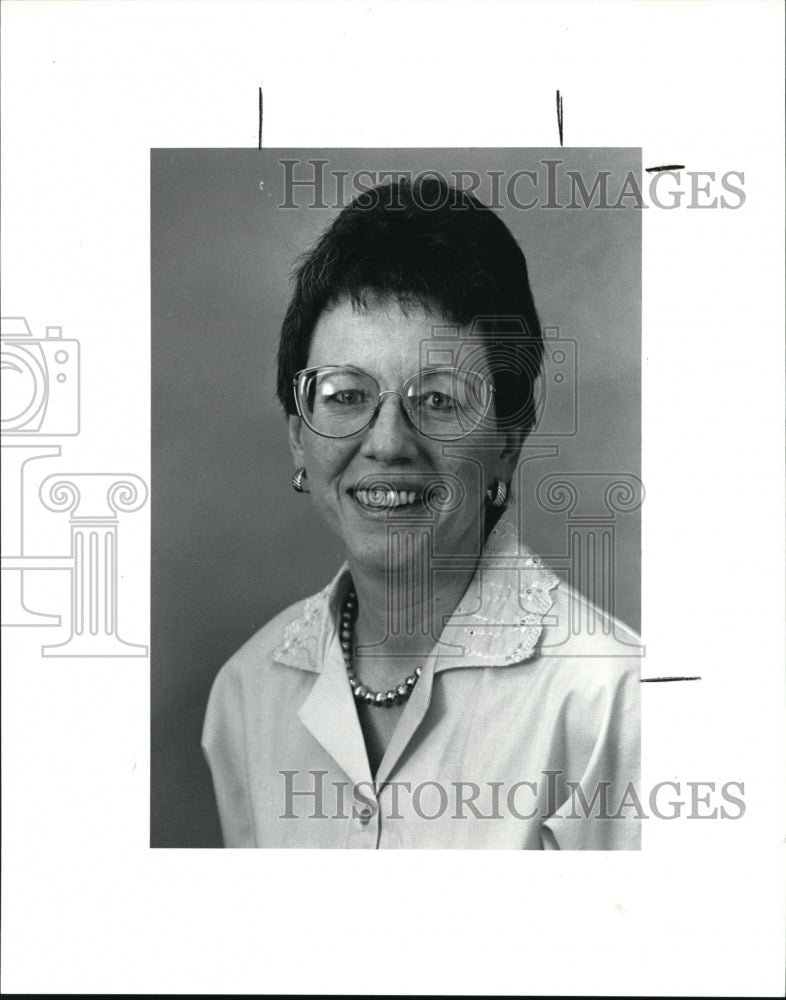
[151,148,641,848]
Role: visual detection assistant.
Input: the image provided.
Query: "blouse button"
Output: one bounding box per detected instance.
[358,806,373,826]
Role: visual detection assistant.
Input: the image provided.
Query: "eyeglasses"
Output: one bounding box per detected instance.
[293,365,495,441]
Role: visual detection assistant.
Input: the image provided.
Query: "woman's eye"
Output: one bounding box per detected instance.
[330,389,366,405]
[425,391,455,410]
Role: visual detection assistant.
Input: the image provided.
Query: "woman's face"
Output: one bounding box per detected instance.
[289,295,520,573]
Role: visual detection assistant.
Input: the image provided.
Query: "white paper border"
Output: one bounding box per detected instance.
[2,1,784,995]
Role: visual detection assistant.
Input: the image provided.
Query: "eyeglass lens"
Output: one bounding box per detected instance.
[297,367,492,440]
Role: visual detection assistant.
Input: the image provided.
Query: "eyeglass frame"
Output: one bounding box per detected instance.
[292,364,497,441]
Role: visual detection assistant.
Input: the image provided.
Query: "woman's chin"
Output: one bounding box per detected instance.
[341,518,435,575]
[343,535,429,575]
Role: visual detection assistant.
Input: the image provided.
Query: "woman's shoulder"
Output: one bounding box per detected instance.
[551,576,640,642]
[539,574,643,686]
[483,514,642,677]
[211,582,337,696]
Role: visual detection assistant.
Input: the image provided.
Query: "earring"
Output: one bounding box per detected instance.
[291,468,310,493]
[485,480,508,507]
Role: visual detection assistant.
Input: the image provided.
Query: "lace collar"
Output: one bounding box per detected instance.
[272,504,560,673]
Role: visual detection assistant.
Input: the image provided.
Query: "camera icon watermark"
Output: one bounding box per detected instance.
[1,317,80,436]
[537,325,578,437]
[419,317,577,440]
[1,313,147,656]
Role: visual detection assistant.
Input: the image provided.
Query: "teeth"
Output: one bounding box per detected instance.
[354,489,422,508]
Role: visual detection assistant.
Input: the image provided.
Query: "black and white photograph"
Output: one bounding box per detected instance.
[152,149,643,850]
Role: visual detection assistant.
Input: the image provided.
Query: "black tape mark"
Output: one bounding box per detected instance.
[641,676,702,683]
[556,90,564,146]
[645,164,685,173]
[258,87,263,150]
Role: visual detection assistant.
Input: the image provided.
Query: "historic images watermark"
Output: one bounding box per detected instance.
[280,770,747,822]
[276,158,746,211]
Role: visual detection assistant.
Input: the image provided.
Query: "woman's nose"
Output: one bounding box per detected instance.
[359,391,419,461]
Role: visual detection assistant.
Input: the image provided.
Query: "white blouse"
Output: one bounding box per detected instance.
[202,507,641,849]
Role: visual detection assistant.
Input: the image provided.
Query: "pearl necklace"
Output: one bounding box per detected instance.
[340,588,422,707]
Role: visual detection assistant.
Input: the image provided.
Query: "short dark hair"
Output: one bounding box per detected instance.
[276,176,544,437]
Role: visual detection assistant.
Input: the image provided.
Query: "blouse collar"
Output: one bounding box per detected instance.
[272,503,560,674]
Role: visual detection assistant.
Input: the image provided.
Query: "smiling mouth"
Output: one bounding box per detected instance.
[352,487,424,510]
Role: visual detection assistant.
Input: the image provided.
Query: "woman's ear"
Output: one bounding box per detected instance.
[288,415,306,465]
[496,427,524,484]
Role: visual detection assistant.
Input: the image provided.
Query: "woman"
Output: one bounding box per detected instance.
[202,177,640,849]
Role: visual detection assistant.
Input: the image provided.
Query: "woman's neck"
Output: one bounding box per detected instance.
[346,549,479,661]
